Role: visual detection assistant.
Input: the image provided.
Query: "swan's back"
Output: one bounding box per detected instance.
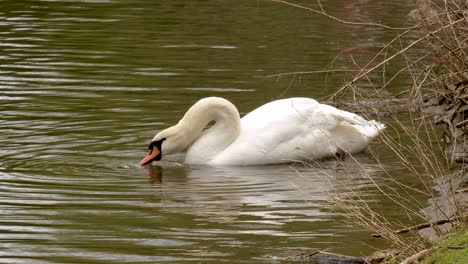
[211,98,384,165]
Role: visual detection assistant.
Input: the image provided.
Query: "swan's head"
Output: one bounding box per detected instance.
[139,125,190,166]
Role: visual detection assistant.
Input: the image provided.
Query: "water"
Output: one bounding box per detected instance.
[0,0,426,263]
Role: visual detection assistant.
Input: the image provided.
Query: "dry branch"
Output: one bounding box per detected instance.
[400,249,431,264]
[372,214,468,238]
[270,0,420,30]
[274,0,468,261]
[330,17,465,101]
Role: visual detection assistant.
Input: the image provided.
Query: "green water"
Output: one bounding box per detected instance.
[0,0,425,263]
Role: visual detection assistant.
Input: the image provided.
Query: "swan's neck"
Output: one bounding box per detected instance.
[179,97,241,164]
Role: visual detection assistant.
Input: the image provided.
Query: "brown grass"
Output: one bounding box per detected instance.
[272,0,468,261]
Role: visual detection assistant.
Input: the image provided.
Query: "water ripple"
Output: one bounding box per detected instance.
[0,0,421,263]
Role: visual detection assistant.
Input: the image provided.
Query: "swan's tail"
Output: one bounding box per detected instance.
[319,105,386,154]
[360,119,386,139]
[332,107,386,138]
[331,119,385,155]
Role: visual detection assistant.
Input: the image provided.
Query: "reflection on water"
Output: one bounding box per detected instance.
[0,156,391,264]
[146,165,163,183]
[149,158,384,227]
[0,0,423,263]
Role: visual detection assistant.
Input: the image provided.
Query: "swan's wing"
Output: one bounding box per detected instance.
[314,103,368,126]
[240,97,332,129]
[240,98,362,136]
[211,98,385,165]
[317,104,386,137]
[212,98,342,165]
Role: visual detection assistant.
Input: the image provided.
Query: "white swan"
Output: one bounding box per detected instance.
[140,97,385,166]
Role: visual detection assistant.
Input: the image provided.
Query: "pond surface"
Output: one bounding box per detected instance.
[1,0,426,263]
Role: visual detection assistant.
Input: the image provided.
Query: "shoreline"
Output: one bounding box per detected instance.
[284,97,468,263]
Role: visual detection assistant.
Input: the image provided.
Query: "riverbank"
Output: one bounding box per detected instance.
[421,229,468,264]
[348,92,468,263]
[345,0,468,261]
[282,95,467,263]
[274,0,467,262]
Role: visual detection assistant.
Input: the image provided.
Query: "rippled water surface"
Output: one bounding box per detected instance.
[1,0,426,263]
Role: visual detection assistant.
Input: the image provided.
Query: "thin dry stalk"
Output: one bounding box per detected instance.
[281,0,468,259]
[270,0,422,30]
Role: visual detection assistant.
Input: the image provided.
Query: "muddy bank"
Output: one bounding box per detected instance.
[418,82,468,241]
[419,172,468,242]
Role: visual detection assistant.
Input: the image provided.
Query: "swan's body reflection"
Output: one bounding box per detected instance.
[144,156,383,233]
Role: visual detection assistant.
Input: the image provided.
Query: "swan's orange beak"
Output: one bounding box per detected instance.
[140,145,161,166]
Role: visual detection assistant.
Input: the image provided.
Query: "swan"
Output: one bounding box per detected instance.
[140,97,385,166]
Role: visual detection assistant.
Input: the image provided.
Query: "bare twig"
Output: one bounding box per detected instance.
[330,17,465,101]
[261,69,362,78]
[400,249,431,264]
[270,0,421,30]
[371,214,467,238]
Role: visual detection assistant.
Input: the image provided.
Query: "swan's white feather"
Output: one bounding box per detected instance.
[148,97,385,165]
[211,98,384,165]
